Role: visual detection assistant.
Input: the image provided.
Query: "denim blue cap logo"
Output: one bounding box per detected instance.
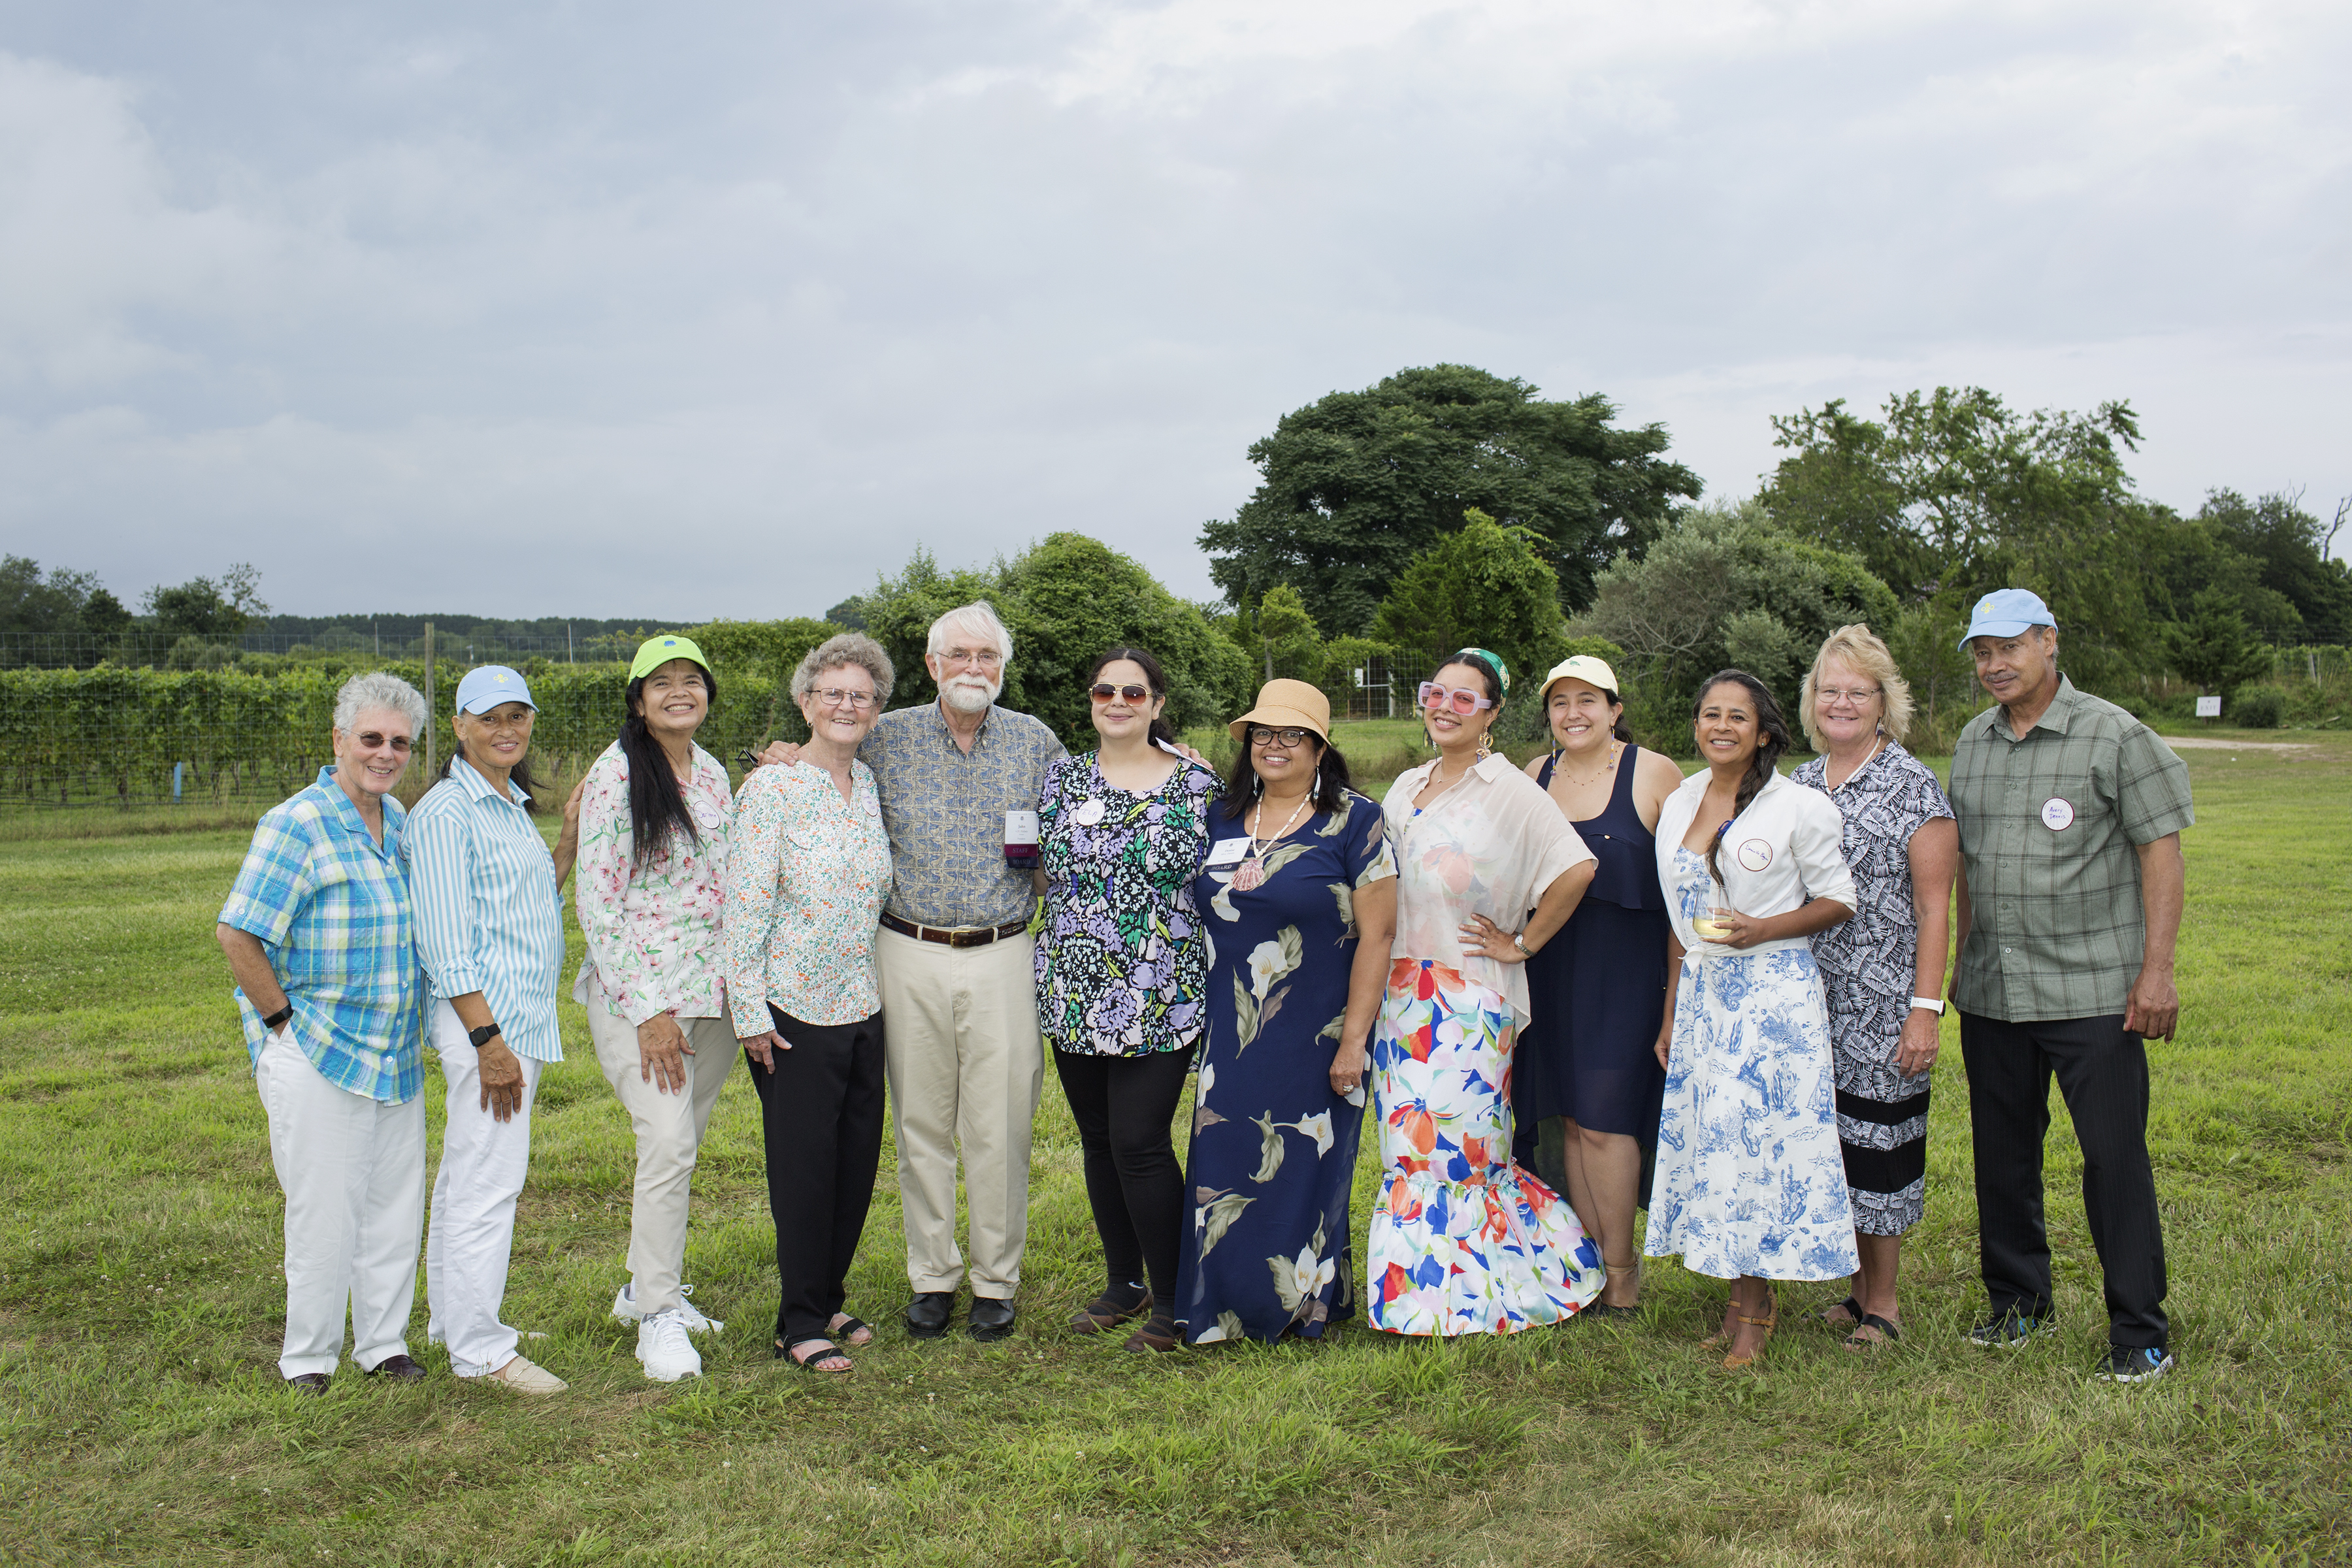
[1957,588,2056,651]
[454,664,537,714]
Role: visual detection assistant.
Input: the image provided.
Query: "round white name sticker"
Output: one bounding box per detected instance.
[1736,838,1774,872]
[1071,797,1107,826]
[2040,797,2075,831]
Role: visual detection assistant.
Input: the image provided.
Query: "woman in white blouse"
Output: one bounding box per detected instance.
[1648,670,1859,1369]
[723,634,896,1374]
[1367,649,1607,1336]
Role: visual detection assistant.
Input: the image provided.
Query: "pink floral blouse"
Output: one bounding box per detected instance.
[572,740,734,1025]
[723,759,893,1034]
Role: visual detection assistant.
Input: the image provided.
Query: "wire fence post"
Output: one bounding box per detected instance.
[423,622,436,780]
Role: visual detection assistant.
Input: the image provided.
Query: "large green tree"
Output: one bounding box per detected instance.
[2193,489,2352,643]
[144,563,269,638]
[0,557,108,636]
[857,534,1252,748]
[1200,364,1702,635]
[1371,510,1570,712]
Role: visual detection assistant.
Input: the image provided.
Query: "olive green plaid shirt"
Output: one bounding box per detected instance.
[1950,677,2194,1022]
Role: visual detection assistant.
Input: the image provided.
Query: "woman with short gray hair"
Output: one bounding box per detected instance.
[216,671,433,1393]
[727,632,898,1372]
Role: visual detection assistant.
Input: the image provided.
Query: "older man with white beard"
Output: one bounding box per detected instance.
[766,601,1064,1339]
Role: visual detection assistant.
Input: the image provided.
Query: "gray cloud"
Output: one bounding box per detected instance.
[1,0,2344,618]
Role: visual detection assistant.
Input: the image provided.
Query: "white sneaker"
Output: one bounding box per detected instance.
[636,1309,702,1382]
[485,1353,568,1395]
[612,1282,723,1335]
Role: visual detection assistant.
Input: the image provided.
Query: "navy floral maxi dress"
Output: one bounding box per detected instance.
[1174,792,1395,1345]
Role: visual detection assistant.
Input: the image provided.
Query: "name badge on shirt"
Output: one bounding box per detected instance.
[1736,838,1774,872]
[2041,796,2074,831]
[1206,836,1252,868]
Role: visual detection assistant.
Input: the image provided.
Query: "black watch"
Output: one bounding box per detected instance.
[467,1022,504,1049]
[261,1004,295,1032]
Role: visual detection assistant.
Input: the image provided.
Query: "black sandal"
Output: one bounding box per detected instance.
[1071,1286,1152,1335]
[1816,1294,1864,1326]
[776,1336,852,1373]
[1841,1314,1901,1350]
[830,1314,874,1347]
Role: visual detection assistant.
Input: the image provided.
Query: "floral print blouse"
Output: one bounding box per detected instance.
[1034,751,1218,1056]
[722,759,892,1034]
[572,740,734,1025]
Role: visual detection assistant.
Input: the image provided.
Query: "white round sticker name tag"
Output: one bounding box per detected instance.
[1736,838,1774,872]
[2041,797,2075,831]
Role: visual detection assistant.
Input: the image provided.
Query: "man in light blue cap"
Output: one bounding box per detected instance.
[1945,589,2195,1384]
[404,664,574,1392]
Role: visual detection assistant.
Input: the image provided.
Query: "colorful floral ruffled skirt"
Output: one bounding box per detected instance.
[1366,958,1604,1335]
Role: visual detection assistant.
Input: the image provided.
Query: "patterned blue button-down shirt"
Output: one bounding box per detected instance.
[218,768,425,1103]
[858,702,1065,929]
[403,757,566,1062]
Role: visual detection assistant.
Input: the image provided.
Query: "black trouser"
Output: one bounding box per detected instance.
[746,1004,887,1347]
[1959,1011,2168,1348]
[1053,1048,1190,1311]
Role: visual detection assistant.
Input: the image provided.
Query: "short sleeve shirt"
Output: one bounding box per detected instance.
[1948,678,2195,1022]
[858,702,1066,930]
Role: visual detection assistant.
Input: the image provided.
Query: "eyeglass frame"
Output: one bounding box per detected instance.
[1247,725,1318,749]
[933,647,1005,670]
[808,685,879,710]
[1088,683,1154,704]
[1814,683,1884,708]
[1418,681,1494,716]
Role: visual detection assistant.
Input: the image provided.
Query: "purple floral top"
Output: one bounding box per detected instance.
[1034,751,1218,1056]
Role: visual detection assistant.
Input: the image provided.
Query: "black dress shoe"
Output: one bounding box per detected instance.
[365,1353,428,1382]
[904,1291,956,1339]
[967,1296,1017,1342]
[285,1373,331,1396]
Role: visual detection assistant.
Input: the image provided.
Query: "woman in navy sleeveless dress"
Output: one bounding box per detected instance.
[1513,657,1683,1315]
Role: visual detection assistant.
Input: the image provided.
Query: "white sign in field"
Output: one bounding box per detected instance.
[2195,695,2223,718]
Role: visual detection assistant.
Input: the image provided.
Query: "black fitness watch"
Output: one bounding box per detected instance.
[467,1022,504,1049]
[261,1004,295,1032]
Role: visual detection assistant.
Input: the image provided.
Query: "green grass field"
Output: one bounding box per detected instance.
[0,729,2345,1565]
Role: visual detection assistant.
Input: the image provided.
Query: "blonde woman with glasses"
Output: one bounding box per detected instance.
[1791,625,1957,1349]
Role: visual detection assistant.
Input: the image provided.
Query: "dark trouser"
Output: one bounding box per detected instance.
[747,1004,887,1347]
[1959,1011,2168,1348]
[1053,1048,1190,1309]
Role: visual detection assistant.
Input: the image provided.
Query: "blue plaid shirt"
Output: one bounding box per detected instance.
[860,702,1065,929]
[218,768,425,1103]
[403,757,566,1062]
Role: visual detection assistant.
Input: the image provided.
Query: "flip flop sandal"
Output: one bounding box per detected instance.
[830,1315,875,1347]
[1841,1314,1902,1350]
[1816,1294,1864,1326]
[777,1336,853,1373]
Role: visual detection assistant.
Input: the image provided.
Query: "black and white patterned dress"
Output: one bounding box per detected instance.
[1793,742,1953,1236]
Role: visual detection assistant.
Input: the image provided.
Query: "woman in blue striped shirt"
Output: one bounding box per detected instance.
[404,664,570,1396]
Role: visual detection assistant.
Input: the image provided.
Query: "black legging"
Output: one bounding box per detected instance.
[1053,1048,1190,1310]
[746,1004,887,1347]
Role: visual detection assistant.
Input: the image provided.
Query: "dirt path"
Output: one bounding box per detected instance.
[2161,736,2316,751]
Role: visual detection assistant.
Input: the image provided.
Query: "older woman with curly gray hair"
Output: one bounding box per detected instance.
[216,670,434,1392]
[723,632,898,1373]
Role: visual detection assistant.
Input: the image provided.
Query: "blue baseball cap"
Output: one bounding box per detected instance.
[454,664,537,715]
[1957,588,2055,651]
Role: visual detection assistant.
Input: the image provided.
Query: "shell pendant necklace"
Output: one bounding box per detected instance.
[1235,789,1311,891]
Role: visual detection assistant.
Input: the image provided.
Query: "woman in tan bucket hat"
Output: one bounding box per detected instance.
[1171,679,1397,1345]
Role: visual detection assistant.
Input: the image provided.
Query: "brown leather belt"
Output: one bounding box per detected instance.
[879,913,1028,948]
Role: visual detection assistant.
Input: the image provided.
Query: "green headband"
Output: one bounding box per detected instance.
[630,634,713,681]
[1458,647,1511,700]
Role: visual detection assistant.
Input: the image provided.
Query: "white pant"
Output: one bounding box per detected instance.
[255,1028,427,1380]
[424,1002,545,1377]
[583,977,736,1316]
[877,926,1046,1296]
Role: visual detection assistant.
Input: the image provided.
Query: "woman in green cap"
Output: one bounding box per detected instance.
[573,634,738,1383]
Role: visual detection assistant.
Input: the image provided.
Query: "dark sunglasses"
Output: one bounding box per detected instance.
[1090,683,1152,703]
[352,732,414,753]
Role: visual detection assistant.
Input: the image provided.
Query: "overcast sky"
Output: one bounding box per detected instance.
[1,0,2345,621]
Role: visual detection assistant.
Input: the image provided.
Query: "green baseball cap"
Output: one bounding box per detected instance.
[629,634,713,681]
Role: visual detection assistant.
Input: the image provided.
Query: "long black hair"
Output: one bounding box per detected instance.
[1222,728,1352,815]
[440,715,545,815]
[619,663,719,868]
[1692,668,1790,889]
[1087,645,1177,749]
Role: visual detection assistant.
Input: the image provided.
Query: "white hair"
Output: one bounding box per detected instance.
[334,671,427,736]
[790,632,896,704]
[925,600,1014,664]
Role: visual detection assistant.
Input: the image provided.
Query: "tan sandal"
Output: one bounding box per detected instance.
[1722,1302,1778,1370]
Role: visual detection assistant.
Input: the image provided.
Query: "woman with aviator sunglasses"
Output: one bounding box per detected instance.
[1368,649,1607,1336]
[1034,647,1218,1352]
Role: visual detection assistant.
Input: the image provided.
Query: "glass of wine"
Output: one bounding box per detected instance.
[1692,906,1735,943]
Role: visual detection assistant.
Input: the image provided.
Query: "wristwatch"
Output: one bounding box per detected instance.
[1512,932,1532,958]
[467,1022,504,1049]
[261,1003,294,1032]
[1909,996,1946,1015]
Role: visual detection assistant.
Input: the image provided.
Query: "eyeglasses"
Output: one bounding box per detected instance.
[1817,685,1882,707]
[811,687,877,710]
[1418,681,1494,715]
[351,732,414,753]
[1090,683,1151,703]
[938,647,1004,670]
[1249,726,1315,748]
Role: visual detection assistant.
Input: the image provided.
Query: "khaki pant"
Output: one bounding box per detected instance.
[877,925,1045,1298]
[583,977,737,1318]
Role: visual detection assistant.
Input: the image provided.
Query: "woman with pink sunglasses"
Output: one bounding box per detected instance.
[1365,648,1607,1337]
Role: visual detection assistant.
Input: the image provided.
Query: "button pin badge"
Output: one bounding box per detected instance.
[2040,797,2074,830]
